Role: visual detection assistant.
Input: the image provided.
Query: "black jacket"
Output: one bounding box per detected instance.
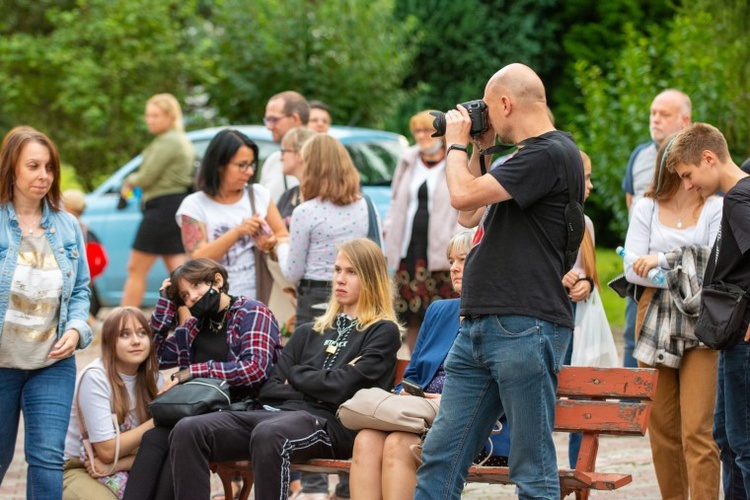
[258,319,401,456]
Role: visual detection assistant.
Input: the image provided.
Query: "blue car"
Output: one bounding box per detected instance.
[84,125,407,307]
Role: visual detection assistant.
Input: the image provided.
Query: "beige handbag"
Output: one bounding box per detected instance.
[337,387,440,434]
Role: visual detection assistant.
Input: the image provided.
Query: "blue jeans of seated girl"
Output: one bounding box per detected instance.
[0,355,76,499]
[414,314,571,500]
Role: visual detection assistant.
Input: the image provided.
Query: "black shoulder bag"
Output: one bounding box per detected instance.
[695,232,750,350]
[479,139,584,272]
[550,140,585,272]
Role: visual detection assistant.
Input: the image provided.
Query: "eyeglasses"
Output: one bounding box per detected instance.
[280,149,297,155]
[263,115,290,126]
[231,161,256,172]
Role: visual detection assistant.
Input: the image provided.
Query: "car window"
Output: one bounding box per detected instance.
[345,141,401,186]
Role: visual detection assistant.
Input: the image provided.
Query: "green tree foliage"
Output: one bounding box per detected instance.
[0,0,210,189]
[206,0,416,128]
[548,0,677,128]
[389,0,557,136]
[573,6,750,244]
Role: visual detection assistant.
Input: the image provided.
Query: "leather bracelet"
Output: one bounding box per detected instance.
[576,276,595,290]
[446,144,468,156]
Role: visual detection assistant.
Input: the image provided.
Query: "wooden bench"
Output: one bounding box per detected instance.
[211,360,658,499]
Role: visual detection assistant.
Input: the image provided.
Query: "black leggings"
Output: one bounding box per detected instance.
[123,426,174,500]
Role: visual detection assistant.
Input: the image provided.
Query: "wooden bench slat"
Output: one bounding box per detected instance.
[292,460,633,490]
[554,400,652,435]
[557,366,659,400]
[211,365,657,499]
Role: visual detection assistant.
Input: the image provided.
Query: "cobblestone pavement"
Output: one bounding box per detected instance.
[1,323,665,499]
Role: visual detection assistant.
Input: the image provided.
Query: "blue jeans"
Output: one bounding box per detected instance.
[414,314,571,500]
[623,297,638,367]
[714,341,750,499]
[0,355,76,499]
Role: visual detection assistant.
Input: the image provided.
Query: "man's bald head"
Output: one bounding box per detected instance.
[649,89,691,145]
[486,63,547,106]
[483,64,552,143]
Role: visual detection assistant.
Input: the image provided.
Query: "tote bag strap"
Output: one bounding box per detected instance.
[75,365,121,477]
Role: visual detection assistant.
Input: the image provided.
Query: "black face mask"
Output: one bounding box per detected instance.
[188,286,220,318]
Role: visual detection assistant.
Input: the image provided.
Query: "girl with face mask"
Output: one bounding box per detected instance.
[123,258,283,500]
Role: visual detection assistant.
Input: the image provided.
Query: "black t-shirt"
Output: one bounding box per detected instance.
[461,131,584,328]
[707,177,750,328]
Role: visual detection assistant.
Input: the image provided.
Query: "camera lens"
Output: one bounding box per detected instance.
[429,111,445,137]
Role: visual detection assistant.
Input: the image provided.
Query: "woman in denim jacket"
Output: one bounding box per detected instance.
[0,127,93,499]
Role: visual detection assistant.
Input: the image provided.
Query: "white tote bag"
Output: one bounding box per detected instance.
[571,287,619,368]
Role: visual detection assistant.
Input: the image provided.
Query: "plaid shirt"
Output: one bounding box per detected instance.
[151,296,282,391]
[634,245,710,368]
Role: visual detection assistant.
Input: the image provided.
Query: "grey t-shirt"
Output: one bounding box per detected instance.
[630,143,657,211]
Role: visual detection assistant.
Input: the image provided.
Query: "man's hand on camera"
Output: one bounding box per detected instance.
[445,106,473,147]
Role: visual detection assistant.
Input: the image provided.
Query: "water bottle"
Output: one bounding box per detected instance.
[616,246,667,286]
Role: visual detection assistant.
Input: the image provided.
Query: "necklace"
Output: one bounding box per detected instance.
[16,213,42,235]
[207,305,230,333]
[673,204,693,229]
[323,314,356,369]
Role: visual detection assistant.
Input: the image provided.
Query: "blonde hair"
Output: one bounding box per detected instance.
[665,122,730,173]
[579,227,600,289]
[313,238,400,333]
[409,110,438,135]
[62,189,86,216]
[445,230,474,260]
[281,127,316,153]
[300,134,360,205]
[146,93,184,131]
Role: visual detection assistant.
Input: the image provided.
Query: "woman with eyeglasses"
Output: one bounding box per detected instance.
[176,129,288,301]
[120,93,194,307]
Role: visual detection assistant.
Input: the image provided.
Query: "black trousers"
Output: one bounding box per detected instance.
[123,426,174,500]
[170,409,336,499]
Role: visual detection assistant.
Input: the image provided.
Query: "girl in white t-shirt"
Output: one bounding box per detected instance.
[63,308,165,500]
[176,129,288,301]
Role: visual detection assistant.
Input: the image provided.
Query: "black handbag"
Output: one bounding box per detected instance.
[695,282,750,350]
[148,378,231,426]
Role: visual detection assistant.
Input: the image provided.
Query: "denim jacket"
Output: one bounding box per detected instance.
[0,201,92,349]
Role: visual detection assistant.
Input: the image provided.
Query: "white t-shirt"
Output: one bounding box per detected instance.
[64,358,165,460]
[259,151,299,204]
[624,195,723,288]
[176,185,271,299]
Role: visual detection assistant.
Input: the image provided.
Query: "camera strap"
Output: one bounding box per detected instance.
[478,143,516,174]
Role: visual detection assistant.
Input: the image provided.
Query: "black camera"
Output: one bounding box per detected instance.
[430,99,489,138]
